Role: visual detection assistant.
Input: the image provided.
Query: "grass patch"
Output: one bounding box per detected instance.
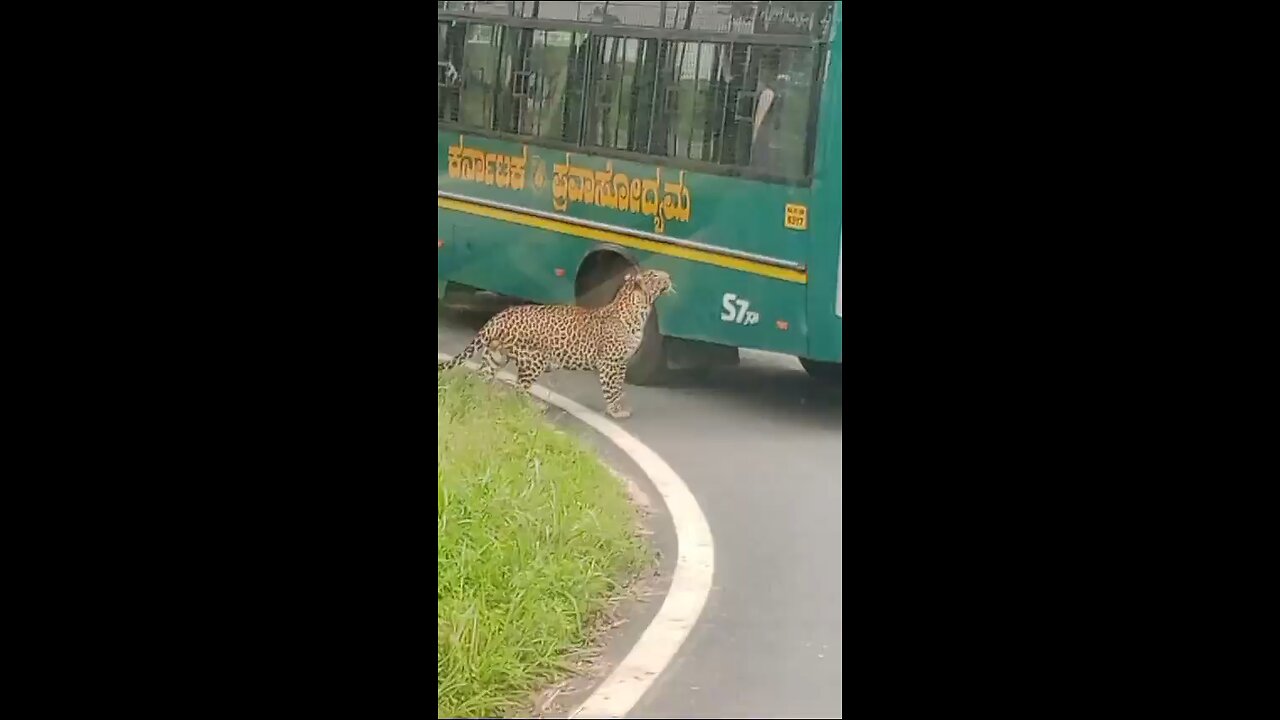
[438,370,649,718]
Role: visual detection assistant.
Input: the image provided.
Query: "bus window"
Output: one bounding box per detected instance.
[437,22,465,123]
[523,29,577,140]
[748,46,814,178]
[437,3,830,183]
[573,36,819,180]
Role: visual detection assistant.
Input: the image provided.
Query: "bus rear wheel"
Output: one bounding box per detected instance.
[576,255,669,386]
[800,358,842,385]
[626,311,668,386]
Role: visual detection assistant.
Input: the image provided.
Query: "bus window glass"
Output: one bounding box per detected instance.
[748,45,813,178]
[458,23,501,128]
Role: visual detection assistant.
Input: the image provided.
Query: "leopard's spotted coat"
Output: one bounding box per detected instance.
[438,269,674,418]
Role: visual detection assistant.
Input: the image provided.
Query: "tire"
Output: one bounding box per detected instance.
[625,310,668,385]
[576,255,669,386]
[800,358,842,385]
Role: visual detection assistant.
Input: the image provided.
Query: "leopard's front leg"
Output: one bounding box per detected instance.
[597,361,631,419]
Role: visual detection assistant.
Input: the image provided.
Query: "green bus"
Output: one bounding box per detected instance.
[437,1,842,384]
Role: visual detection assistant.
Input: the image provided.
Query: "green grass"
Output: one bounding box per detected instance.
[438,370,649,718]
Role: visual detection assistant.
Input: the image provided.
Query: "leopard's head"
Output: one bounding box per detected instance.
[622,269,675,304]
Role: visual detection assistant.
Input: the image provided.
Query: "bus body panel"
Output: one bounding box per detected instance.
[437,130,813,267]
[439,129,814,357]
[801,2,842,364]
[439,200,811,357]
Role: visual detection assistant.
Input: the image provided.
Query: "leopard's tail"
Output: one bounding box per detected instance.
[438,334,486,372]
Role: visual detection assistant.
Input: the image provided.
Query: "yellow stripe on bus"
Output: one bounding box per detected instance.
[438,196,808,284]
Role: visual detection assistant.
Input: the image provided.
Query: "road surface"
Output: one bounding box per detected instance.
[438,304,843,719]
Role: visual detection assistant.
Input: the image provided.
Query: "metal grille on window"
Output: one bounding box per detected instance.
[437,2,832,180]
[441,2,833,38]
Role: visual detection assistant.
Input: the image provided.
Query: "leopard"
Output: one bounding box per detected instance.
[437,268,675,419]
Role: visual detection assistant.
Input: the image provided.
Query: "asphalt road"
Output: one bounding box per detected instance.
[438,304,844,719]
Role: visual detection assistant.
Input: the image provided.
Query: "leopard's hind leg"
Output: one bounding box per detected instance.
[477,346,509,381]
[513,349,549,411]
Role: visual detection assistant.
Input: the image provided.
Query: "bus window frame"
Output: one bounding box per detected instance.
[436,13,832,187]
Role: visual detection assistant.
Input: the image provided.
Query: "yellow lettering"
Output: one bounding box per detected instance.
[612,172,630,211]
[566,170,583,204]
[543,154,692,234]
[484,153,499,185]
[662,170,692,223]
[641,168,662,232]
[448,136,463,178]
[445,137,531,192]
[594,162,615,209]
[570,166,595,206]
[552,155,571,211]
[629,178,642,213]
[462,147,485,182]
[495,155,510,188]
[509,145,527,190]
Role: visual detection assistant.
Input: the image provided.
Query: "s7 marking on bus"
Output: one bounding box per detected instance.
[721,293,760,326]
